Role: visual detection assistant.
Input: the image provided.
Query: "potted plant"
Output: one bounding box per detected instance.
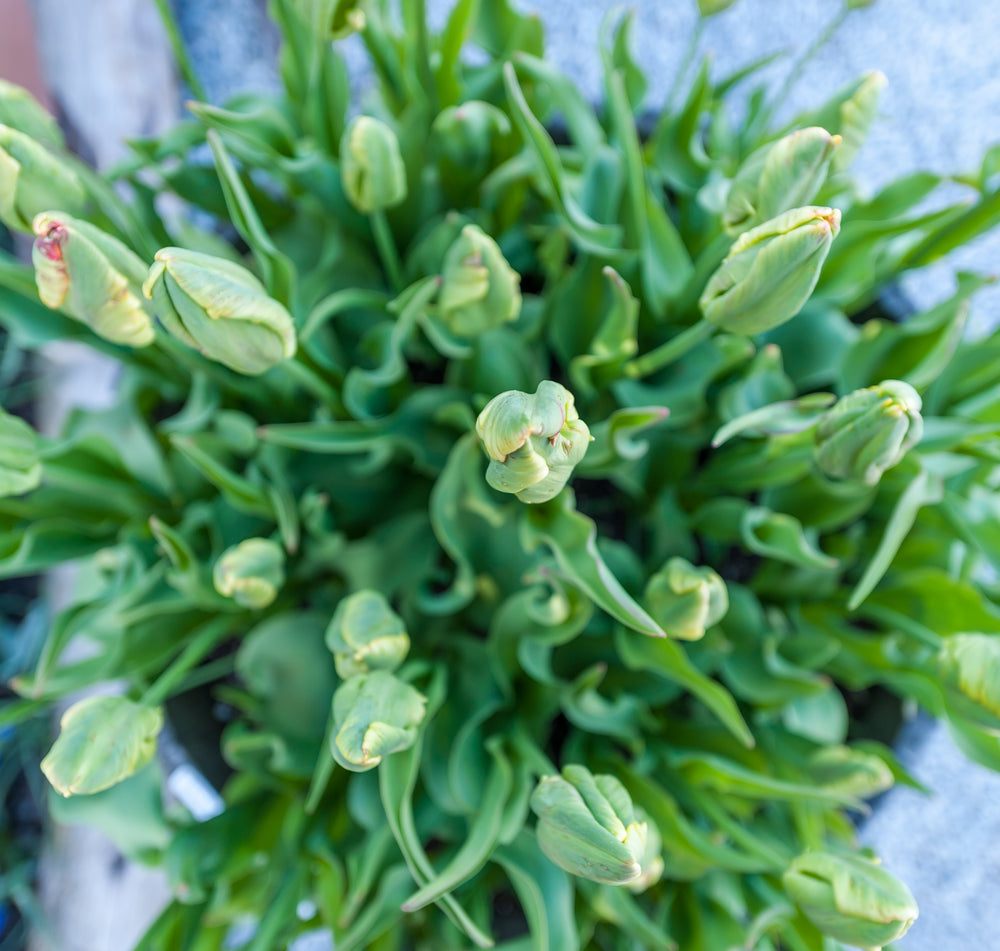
[2,0,1000,948]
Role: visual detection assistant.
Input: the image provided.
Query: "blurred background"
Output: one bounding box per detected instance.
[2,0,999,949]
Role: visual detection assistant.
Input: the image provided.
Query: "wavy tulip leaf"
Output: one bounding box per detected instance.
[343,276,440,420]
[335,865,413,951]
[569,267,639,396]
[47,761,171,859]
[620,765,776,876]
[578,406,670,475]
[520,490,665,638]
[378,668,495,948]
[503,62,623,257]
[42,695,163,797]
[401,742,512,911]
[670,752,863,809]
[169,435,273,516]
[848,466,944,610]
[711,393,835,447]
[583,881,677,950]
[614,627,754,748]
[494,832,579,951]
[741,506,838,571]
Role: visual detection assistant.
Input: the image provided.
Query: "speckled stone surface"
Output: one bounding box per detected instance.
[174,0,280,103]
[858,713,1000,950]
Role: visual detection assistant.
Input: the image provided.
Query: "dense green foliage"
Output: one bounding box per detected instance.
[2,1,1000,948]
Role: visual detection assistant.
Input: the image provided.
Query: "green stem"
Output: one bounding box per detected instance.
[70,160,160,259]
[624,319,715,379]
[856,603,943,651]
[370,209,404,293]
[306,715,338,815]
[755,7,848,136]
[151,0,208,102]
[674,232,733,317]
[151,332,275,409]
[665,18,704,113]
[698,795,791,868]
[141,617,233,707]
[282,357,343,412]
[164,655,236,695]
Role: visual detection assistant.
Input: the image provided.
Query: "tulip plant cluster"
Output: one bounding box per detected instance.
[2,0,1000,948]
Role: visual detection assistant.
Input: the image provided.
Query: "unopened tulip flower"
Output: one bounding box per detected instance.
[33,212,155,347]
[834,71,887,172]
[0,123,85,232]
[438,224,522,337]
[432,101,511,178]
[697,0,739,14]
[783,851,918,950]
[325,589,410,679]
[626,808,664,893]
[644,557,728,641]
[937,633,1000,718]
[301,0,365,38]
[0,79,62,147]
[700,206,840,335]
[213,538,286,609]
[143,248,296,375]
[808,746,894,799]
[0,408,41,497]
[813,380,923,485]
[476,380,591,503]
[340,116,407,214]
[331,670,426,772]
[530,764,654,886]
[724,127,841,235]
[41,696,163,796]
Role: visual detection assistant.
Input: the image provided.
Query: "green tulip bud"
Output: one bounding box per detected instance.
[143,248,296,376]
[438,224,522,337]
[644,557,728,641]
[330,670,426,772]
[0,79,62,147]
[327,0,365,37]
[213,538,286,609]
[41,696,163,797]
[432,101,511,178]
[700,206,840,335]
[808,746,894,799]
[847,0,878,8]
[295,0,366,38]
[783,851,918,950]
[0,407,41,497]
[626,807,664,893]
[937,633,1000,718]
[325,590,410,679]
[0,123,85,232]
[724,127,841,236]
[813,380,923,485]
[834,71,887,172]
[340,116,407,214]
[33,212,155,347]
[530,764,652,886]
[697,0,739,14]
[476,380,591,503]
